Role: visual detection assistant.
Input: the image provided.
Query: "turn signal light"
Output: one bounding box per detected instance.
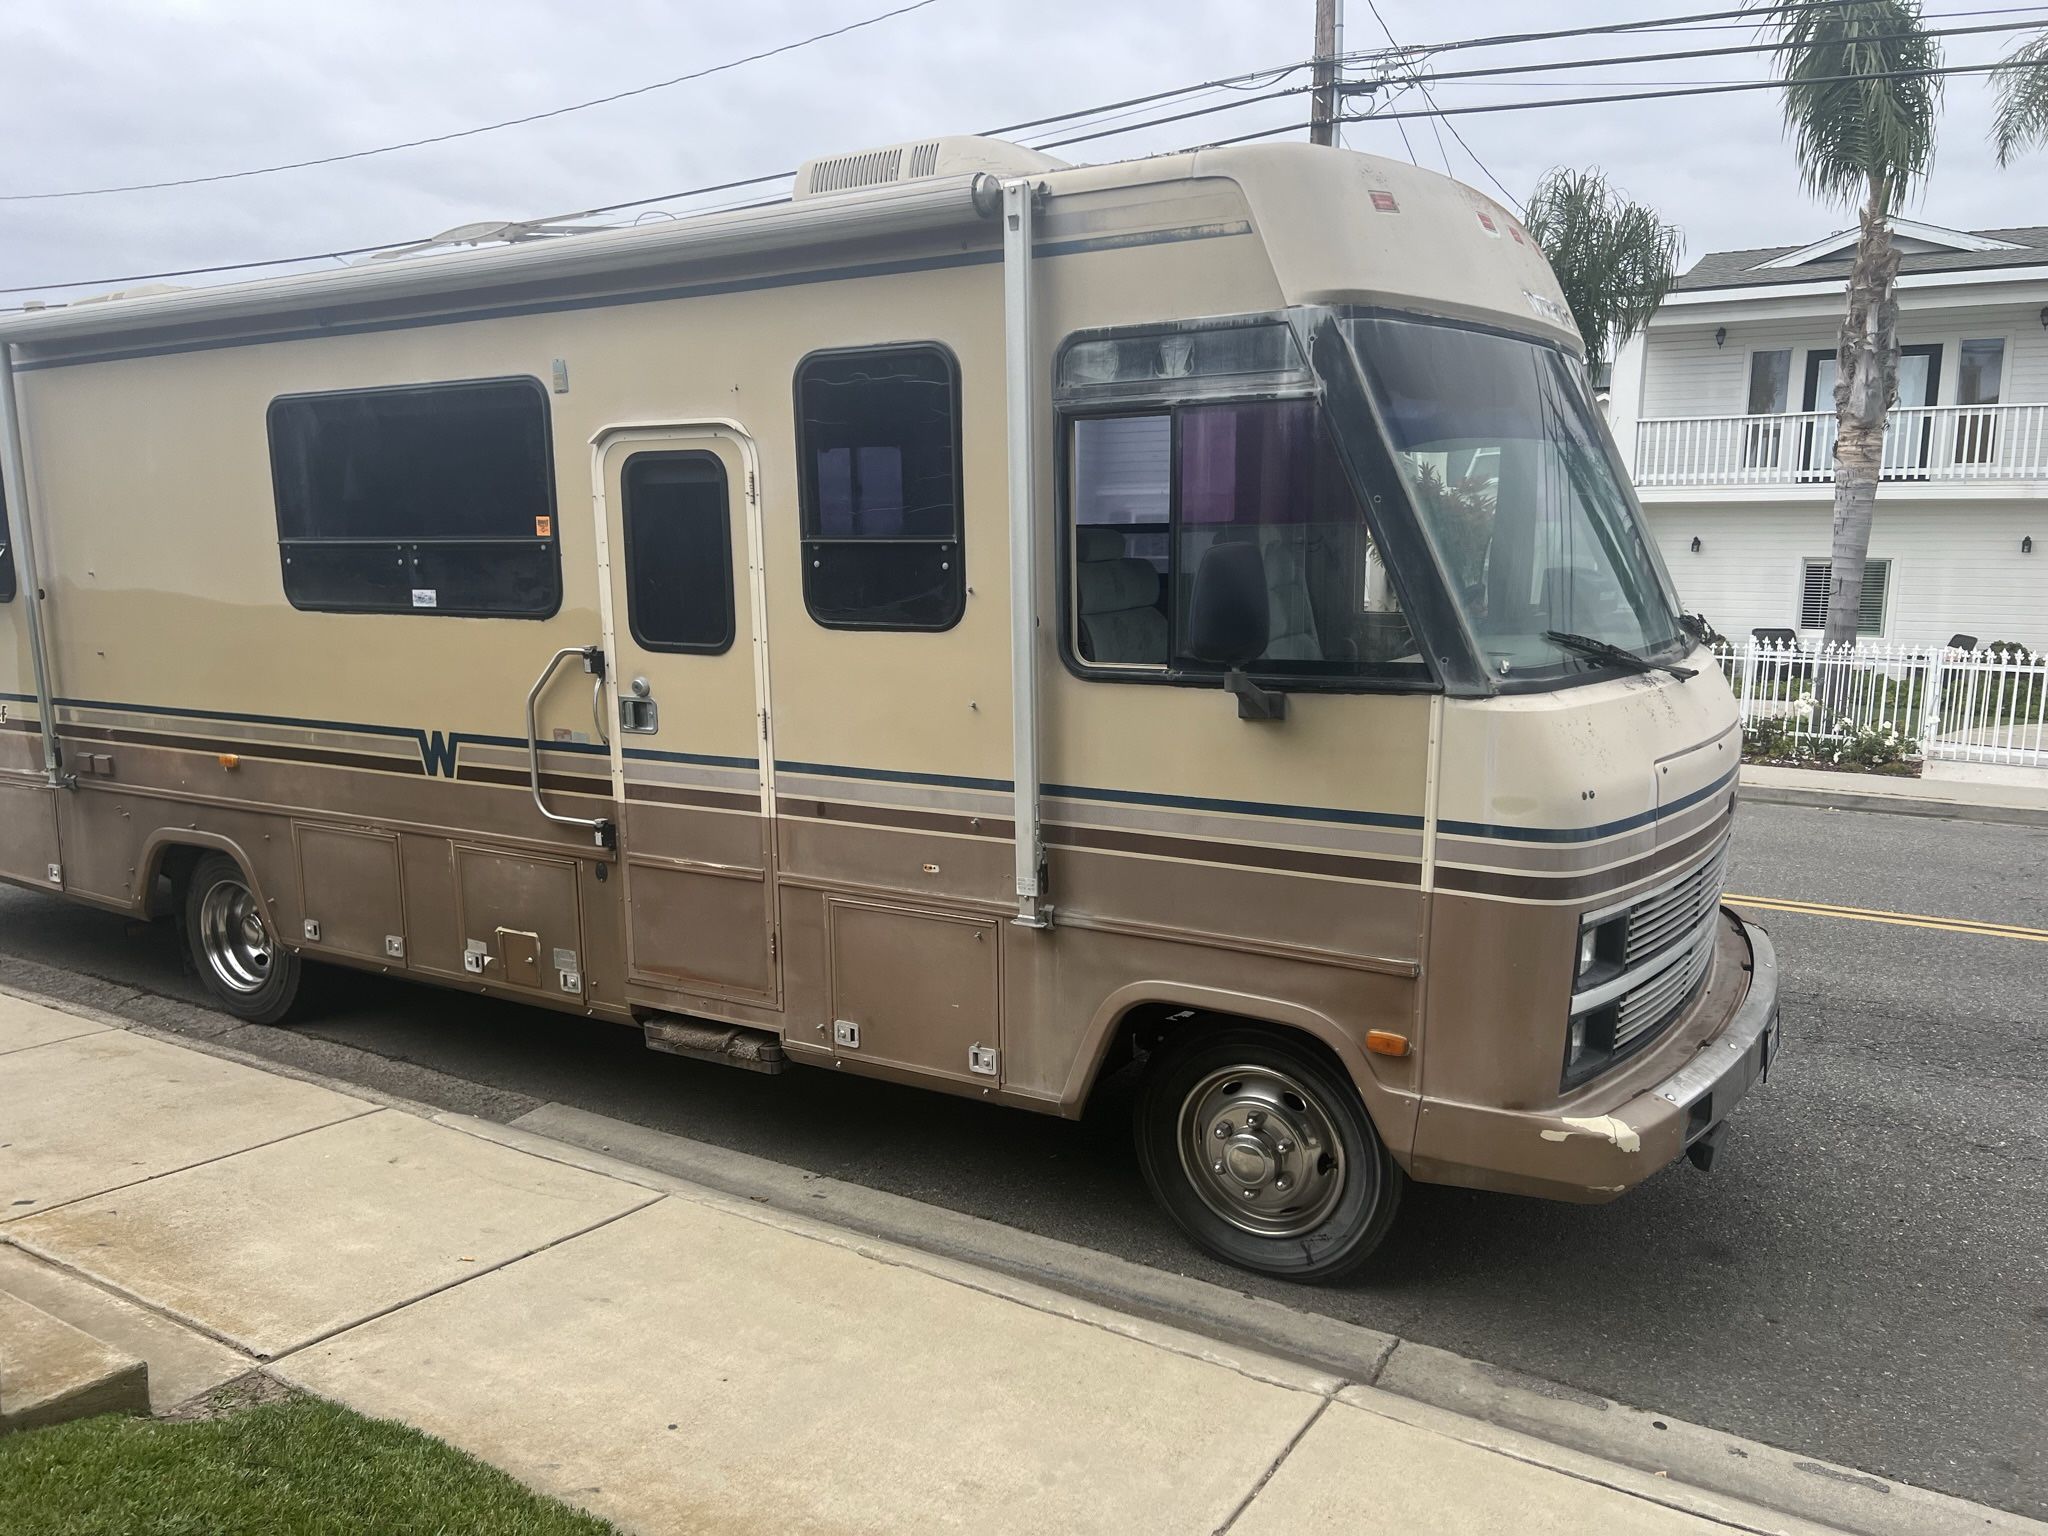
[1365,1030,1411,1058]
[217,754,239,769]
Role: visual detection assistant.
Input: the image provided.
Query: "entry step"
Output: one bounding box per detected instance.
[642,1017,787,1075]
[0,1287,150,1434]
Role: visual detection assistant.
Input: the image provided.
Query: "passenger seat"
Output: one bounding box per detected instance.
[1076,526,1168,665]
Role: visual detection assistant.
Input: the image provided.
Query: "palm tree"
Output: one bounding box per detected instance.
[1523,168,1683,375]
[1990,32,2048,164]
[1752,0,1940,650]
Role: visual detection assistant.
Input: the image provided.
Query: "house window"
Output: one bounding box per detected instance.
[1066,397,1419,680]
[621,452,734,654]
[268,378,559,618]
[1955,339,2005,466]
[1744,350,1792,469]
[1800,558,1889,636]
[795,344,963,630]
[0,481,14,604]
[1747,350,1791,414]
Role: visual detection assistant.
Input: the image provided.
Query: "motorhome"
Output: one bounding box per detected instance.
[0,136,1779,1280]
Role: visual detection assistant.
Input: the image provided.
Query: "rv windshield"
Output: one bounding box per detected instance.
[1347,314,1684,682]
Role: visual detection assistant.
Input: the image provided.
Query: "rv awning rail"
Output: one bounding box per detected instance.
[0,175,1001,354]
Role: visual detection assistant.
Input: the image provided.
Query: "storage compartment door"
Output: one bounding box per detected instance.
[826,900,1000,1087]
[296,824,405,964]
[0,779,60,890]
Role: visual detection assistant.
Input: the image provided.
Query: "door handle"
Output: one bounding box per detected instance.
[525,645,615,848]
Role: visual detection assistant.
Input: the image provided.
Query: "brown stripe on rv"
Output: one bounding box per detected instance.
[777,796,1013,840]
[56,723,425,776]
[631,782,763,814]
[1432,812,1732,903]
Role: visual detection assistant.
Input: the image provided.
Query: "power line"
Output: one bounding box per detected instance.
[0,0,942,203]
[1337,53,2048,126]
[10,7,2046,299]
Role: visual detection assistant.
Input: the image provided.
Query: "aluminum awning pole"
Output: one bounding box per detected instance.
[0,343,64,788]
[1001,177,1049,929]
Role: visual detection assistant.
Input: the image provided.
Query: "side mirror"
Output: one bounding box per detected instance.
[1184,541,1286,721]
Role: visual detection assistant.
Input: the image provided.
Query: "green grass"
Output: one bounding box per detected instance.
[0,1396,619,1536]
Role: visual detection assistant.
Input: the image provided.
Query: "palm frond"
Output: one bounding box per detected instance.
[1524,168,1684,369]
[1992,32,2048,165]
[1749,0,1941,209]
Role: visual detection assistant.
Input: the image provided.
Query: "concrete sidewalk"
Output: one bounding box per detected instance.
[1740,762,2048,824]
[0,986,2027,1536]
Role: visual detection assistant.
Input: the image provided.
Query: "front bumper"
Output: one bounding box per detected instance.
[1409,906,1781,1202]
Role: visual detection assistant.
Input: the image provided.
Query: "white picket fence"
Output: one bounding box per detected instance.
[1709,638,2048,767]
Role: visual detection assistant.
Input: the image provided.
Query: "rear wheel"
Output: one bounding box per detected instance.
[1135,1025,1403,1283]
[182,853,302,1024]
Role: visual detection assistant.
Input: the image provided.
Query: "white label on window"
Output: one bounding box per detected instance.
[412,588,438,608]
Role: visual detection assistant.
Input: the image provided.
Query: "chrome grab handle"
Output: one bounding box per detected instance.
[590,671,610,746]
[525,645,615,847]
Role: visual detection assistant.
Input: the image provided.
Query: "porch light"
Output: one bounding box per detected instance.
[1714,327,1727,347]
[1691,536,1702,553]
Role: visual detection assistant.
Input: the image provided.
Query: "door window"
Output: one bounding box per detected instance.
[795,344,963,630]
[622,452,735,654]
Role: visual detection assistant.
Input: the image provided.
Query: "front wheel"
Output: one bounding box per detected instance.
[182,853,303,1024]
[1135,1026,1403,1283]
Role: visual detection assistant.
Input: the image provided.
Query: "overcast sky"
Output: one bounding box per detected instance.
[2,0,2042,303]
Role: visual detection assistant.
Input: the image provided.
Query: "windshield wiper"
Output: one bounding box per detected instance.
[1543,630,1696,682]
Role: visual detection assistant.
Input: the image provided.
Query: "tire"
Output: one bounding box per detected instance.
[182,852,303,1024]
[1135,1025,1404,1283]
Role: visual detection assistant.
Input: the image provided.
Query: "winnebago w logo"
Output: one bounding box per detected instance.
[416,731,462,778]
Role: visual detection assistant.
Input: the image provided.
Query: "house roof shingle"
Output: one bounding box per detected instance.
[1670,226,2048,291]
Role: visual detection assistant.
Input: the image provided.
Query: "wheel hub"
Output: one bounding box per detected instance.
[198,878,273,995]
[1180,1065,1346,1238]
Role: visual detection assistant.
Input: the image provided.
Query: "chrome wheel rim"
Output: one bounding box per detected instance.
[1177,1065,1347,1238]
[198,877,273,995]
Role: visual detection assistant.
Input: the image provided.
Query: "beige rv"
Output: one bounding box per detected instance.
[0,137,1779,1280]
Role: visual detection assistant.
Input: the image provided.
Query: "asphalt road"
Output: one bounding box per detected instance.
[1,799,2043,1516]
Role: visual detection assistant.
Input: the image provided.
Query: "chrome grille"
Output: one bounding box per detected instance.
[1612,925,1715,1048]
[1624,845,1728,965]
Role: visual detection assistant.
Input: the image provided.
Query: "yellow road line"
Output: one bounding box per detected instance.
[1724,892,2048,943]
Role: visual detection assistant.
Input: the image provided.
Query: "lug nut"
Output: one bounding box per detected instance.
[1274,1140,1292,1155]
[1275,1174,1292,1191]
[1214,1122,1232,1138]
[1246,1110,1265,1129]
[1212,1161,1224,1174]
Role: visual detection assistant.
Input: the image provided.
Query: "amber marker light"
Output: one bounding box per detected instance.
[1365,1030,1411,1057]
[218,754,240,769]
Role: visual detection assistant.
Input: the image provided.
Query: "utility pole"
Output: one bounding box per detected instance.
[1310,0,1343,146]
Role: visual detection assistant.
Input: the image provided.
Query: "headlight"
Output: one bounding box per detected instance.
[1575,914,1624,985]
[1577,925,1599,978]
[1566,1015,1589,1066]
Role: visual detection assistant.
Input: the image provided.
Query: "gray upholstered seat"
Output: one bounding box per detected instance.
[1076,527,1167,665]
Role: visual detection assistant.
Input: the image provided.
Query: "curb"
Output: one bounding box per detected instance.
[1739,783,2048,827]
[5,979,2042,1536]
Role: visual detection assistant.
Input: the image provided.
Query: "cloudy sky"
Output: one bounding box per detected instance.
[2,0,2041,303]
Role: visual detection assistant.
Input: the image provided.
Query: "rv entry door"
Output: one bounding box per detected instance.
[593,425,780,1009]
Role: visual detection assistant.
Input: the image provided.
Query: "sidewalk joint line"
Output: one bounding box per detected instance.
[264,1191,664,1365]
[0,1024,115,1058]
[3,1104,382,1229]
[0,1235,264,1361]
[1214,1396,1329,1535]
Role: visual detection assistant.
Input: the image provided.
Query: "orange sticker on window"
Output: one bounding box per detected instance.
[535,515,553,537]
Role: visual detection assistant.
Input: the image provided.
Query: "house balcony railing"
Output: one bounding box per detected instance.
[1633,402,2048,488]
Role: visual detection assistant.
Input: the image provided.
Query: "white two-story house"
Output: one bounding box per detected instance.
[1608,219,2048,650]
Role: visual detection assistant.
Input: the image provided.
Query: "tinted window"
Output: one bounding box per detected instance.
[623,453,734,654]
[1067,400,1421,679]
[796,346,962,629]
[0,481,14,604]
[268,378,558,617]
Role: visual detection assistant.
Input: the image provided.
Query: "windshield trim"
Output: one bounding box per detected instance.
[1334,306,1692,694]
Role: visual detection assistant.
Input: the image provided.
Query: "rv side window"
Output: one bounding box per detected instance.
[267,377,559,618]
[622,452,735,654]
[1065,398,1421,682]
[795,345,963,630]
[0,481,15,604]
